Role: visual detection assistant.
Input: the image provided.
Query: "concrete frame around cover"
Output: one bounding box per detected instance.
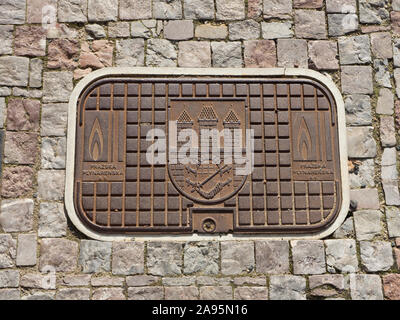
[65,67,350,241]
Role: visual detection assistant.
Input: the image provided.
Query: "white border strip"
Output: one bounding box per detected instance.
[65,67,349,241]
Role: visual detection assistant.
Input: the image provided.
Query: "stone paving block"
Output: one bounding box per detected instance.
[14,26,46,57]
[381,148,400,206]
[41,137,66,169]
[0,56,29,86]
[92,288,125,300]
[58,0,87,22]
[0,235,16,269]
[56,288,90,300]
[353,210,383,241]
[112,242,144,275]
[325,239,359,273]
[269,276,306,300]
[216,0,245,20]
[196,276,232,286]
[165,286,199,300]
[154,0,182,19]
[91,276,124,287]
[120,0,151,20]
[333,216,355,239]
[359,0,388,25]
[0,270,19,288]
[360,241,394,272]
[4,132,38,165]
[20,273,55,289]
[85,24,106,39]
[277,39,308,68]
[386,207,400,238]
[394,39,400,67]
[295,10,326,39]
[294,0,323,8]
[229,20,260,40]
[126,275,160,287]
[371,32,392,59]
[308,41,339,70]
[346,127,376,158]
[234,287,268,300]
[88,0,118,22]
[108,22,130,38]
[183,241,219,275]
[80,40,113,69]
[326,0,356,12]
[146,39,177,67]
[184,0,214,19]
[41,103,68,137]
[350,189,380,210]
[164,20,194,40]
[255,241,289,274]
[350,274,383,300]
[376,88,394,115]
[43,72,73,103]
[248,0,262,18]
[263,0,292,19]
[291,240,326,275]
[0,289,20,300]
[0,0,26,24]
[261,21,293,39]
[338,35,371,65]
[244,40,276,68]
[328,14,358,36]
[195,24,228,39]
[221,241,254,275]
[12,88,42,99]
[29,58,43,88]
[26,0,56,24]
[0,25,14,55]
[0,199,34,233]
[234,277,266,286]
[211,42,242,68]
[147,242,183,276]
[16,234,37,267]
[60,275,91,287]
[48,39,80,70]
[38,202,67,238]
[128,287,164,300]
[22,292,55,300]
[199,286,233,300]
[392,12,400,36]
[309,274,346,291]
[37,170,65,201]
[375,59,391,89]
[383,274,400,300]
[162,276,195,286]
[115,39,145,67]
[79,240,112,273]
[178,41,211,67]
[40,238,78,272]
[344,95,372,126]
[1,166,34,198]
[380,116,396,147]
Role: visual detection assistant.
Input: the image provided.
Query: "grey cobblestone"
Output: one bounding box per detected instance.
[79,240,112,273]
[221,241,254,275]
[211,42,242,68]
[165,286,199,300]
[178,41,211,67]
[229,20,260,40]
[360,241,394,272]
[56,288,90,300]
[350,189,380,210]
[234,287,268,300]
[37,170,65,201]
[0,235,16,269]
[292,240,326,275]
[0,199,34,233]
[147,242,183,276]
[269,276,306,300]
[0,270,19,288]
[154,0,182,19]
[199,286,232,300]
[295,10,326,39]
[128,286,164,300]
[277,39,308,68]
[216,0,245,20]
[325,239,359,273]
[183,241,219,275]
[112,242,144,276]
[92,288,125,300]
[350,274,383,300]
[184,0,214,19]
[261,22,293,39]
[115,39,144,67]
[346,127,376,158]
[40,239,78,272]
[120,0,151,20]
[88,0,118,22]
[146,39,177,67]
[376,88,394,115]
[263,0,292,19]
[354,210,383,241]
[164,20,194,41]
[16,234,37,266]
[345,95,372,126]
[38,202,67,238]
[386,207,400,238]
[256,241,289,274]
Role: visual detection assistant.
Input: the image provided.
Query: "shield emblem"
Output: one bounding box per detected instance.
[168,98,248,204]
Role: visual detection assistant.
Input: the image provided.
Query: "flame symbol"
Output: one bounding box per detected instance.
[89,118,103,161]
[297,117,312,161]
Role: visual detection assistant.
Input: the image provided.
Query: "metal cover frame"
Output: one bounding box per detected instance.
[65,67,349,241]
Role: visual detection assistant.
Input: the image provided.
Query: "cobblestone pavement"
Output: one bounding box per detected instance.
[0,0,400,300]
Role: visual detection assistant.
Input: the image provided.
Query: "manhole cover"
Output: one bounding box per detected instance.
[65,68,349,240]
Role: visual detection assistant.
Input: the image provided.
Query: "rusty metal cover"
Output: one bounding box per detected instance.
[65,68,349,240]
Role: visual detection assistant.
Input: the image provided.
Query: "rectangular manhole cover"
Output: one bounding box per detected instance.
[65,68,349,240]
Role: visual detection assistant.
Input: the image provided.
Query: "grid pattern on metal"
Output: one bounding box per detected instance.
[73,77,342,235]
